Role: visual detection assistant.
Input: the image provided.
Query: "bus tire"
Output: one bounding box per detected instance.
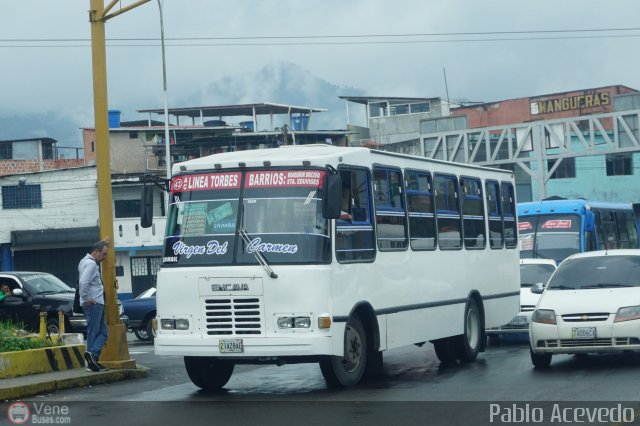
[454,298,482,362]
[319,315,367,388]
[530,348,552,368]
[184,356,234,391]
[432,337,457,364]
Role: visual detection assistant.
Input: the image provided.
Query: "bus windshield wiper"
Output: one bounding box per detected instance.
[239,226,278,279]
[581,283,632,289]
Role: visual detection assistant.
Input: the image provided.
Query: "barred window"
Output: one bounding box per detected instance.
[115,199,142,218]
[547,158,576,179]
[2,184,42,209]
[606,154,633,176]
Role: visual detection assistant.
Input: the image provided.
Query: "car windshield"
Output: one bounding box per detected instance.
[547,255,640,290]
[136,288,156,298]
[520,263,556,287]
[21,274,74,295]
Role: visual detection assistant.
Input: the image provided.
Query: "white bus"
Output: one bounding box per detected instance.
[142,145,520,389]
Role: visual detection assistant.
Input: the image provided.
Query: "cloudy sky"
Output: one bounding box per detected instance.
[2,0,640,135]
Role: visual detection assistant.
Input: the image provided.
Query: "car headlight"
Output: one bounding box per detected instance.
[614,305,640,323]
[532,309,556,325]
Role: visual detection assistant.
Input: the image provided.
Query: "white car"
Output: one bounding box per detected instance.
[486,259,557,340]
[529,249,640,368]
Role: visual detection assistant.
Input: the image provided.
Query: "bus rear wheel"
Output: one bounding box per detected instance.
[184,356,234,391]
[454,298,482,362]
[319,315,367,388]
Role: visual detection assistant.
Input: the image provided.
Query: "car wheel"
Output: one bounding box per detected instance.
[319,315,367,388]
[146,319,156,343]
[454,298,482,362]
[46,318,60,336]
[134,328,150,341]
[184,356,234,391]
[530,347,552,368]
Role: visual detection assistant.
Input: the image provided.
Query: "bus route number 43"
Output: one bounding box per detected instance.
[219,339,244,353]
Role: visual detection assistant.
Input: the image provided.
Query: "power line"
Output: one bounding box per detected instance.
[2,33,640,48]
[2,26,640,42]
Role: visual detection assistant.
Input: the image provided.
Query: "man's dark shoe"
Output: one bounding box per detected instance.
[84,351,100,372]
[96,362,110,371]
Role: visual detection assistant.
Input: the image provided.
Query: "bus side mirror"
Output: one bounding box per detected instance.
[322,174,341,219]
[584,211,595,233]
[141,183,154,228]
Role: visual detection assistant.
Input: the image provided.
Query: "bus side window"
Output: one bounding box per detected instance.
[616,211,632,249]
[335,168,376,263]
[485,181,503,249]
[373,167,408,251]
[434,174,462,250]
[600,210,619,249]
[501,182,517,248]
[624,211,639,248]
[461,177,486,249]
[593,209,605,249]
[405,170,436,250]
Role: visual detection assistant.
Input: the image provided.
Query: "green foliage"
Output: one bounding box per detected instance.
[0,321,60,353]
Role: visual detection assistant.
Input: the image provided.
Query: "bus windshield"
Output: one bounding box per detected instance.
[519,214,581,262]
[163,170,330,266]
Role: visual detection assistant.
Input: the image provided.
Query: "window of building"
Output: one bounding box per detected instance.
[0,142,12,160]
[91,141,95,153]
[547,158,576,179]
[606,154,633,176]
[114,199,142,218]
[1,184,42,209]
[373,167,407,250]
[129,131,139,139]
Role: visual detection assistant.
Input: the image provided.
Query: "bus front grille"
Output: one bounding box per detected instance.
[203,297,264,336]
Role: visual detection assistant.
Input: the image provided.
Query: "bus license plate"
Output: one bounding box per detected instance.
[572,327,596,339]
[219,339,244,353]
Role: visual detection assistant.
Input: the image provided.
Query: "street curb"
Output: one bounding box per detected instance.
[0,367,149,400]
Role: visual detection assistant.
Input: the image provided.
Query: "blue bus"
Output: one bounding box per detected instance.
[518,198,640,264]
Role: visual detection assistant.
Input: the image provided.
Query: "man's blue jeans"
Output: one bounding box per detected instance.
[83,303,108,360]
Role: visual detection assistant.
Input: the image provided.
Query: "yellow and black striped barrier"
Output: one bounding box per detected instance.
[0,344,86,379]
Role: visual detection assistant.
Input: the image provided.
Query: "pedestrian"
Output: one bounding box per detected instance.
[78,238,111,372]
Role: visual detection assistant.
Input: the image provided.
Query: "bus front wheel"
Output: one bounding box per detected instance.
[454,298,482,362]
[184,356,234,391]
[319,315,367,388]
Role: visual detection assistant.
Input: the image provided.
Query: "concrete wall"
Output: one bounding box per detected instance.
[369,100,446,145]
[0,167,98,243]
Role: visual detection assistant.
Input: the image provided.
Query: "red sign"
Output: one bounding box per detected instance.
[170,172,241,193]
[542,219,572,230]
[518,221,532,231]
[246,170,324,188]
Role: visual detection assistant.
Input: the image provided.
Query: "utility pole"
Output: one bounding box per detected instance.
[89,0,150,369]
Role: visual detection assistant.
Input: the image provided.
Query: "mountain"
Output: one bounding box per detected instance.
[0,113,83,149]
[182,61,364,130]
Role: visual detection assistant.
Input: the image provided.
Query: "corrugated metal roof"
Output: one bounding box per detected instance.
[339,96,440,105]
[138,102,326,118]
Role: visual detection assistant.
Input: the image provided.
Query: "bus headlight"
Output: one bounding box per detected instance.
[175,319,190,330]
[277,317,293,329]
[161,319,175,330]
[614,306,640,323]
[293,317,311,328]
[532,309,556,325]
[277,315,311,329]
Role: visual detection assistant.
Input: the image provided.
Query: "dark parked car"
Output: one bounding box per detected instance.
[121,287,156,342]
[0,272,86,334]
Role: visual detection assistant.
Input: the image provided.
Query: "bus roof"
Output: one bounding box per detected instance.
[518,199,632,216]
[172,145,513,178]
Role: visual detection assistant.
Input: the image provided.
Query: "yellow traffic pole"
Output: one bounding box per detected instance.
[88,0,149,368]
[39,311,47,340]
[58,310,65,336]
